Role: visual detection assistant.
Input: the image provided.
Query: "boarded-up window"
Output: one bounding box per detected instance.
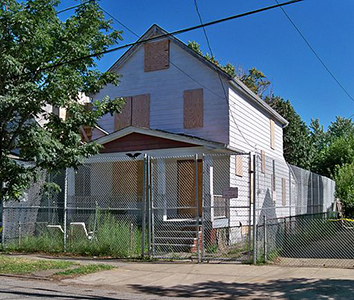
[271,159,276,201]
[282,178,286,206]
[114,95,150,130]
[112,161,144,202]
[270,119,275,149]
[132,94,150,128]
[184,89,203,129]
[115,97,132,131]
[144,40,170,72]
[261,150,266,173]
[235,155,243,177]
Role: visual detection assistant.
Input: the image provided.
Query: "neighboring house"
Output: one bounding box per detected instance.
[66,24,334,249]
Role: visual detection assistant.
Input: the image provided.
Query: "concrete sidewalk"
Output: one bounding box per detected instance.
[62,260,354,299]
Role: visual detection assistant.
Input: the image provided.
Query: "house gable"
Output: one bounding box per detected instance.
[100,132,198,153]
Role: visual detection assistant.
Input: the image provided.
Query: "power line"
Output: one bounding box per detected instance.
[99,4,226,101]
[56,0,95,14]
[18,0,302,77]
[274,0,354,104]
[193,0,255,149]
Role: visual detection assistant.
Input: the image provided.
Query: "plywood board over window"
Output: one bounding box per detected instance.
[132,94,150,128]
[144,40,170,72]
[235,155,244,177]
[270,119,275,149]
[184,88,203,129]
[115,97,132,131]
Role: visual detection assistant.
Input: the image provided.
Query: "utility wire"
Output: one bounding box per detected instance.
[274,0,354,104]
[56,0,95,14]
[17,0,302,78]
[193,0,255,149]
[99,4,226,101]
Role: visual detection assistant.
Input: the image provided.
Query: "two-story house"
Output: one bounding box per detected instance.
[67,24,297,251]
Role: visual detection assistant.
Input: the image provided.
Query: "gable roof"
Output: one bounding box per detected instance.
[108,24,288,127]
[93,126,242,153]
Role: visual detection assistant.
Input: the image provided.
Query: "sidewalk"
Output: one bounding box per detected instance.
[61,259,354,299]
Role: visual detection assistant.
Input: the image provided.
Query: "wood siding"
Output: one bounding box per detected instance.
[92,41,229,144]
[100,132,196,153]
[228,87,284,159]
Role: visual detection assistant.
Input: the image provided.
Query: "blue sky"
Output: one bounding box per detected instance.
[57,0,354,129]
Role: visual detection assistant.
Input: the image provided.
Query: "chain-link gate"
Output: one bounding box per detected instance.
[201,153,252,262]
[150,155,201,260]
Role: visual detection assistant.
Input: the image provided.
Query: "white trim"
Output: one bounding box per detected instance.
[93,126,231,150]
[84,146,217,163]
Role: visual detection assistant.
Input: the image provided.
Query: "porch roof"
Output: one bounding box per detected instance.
[93,126,242,153]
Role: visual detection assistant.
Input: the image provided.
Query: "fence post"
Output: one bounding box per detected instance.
[252,154,257,264]
[248,152,252,263]
[201,154,205,262]
[149,156,154,257]
[195,154,200,263]
[148,156,152,257]
[141,154,147,258]
[18,221,22,247]
[263,215,267,262]
[1,197,5,250]
[63,168,68,252]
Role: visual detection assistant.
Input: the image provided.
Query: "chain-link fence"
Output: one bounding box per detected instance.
[202,153,252,262]
[256,212,354,268]
[2,152,342,266]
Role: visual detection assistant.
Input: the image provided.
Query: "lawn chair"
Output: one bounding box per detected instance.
[47,225,64,239]
[69,222,94,241]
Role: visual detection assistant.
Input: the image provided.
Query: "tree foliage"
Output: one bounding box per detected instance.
[335,163,354,217]
[187,41,236,77]
[0,0,124,200]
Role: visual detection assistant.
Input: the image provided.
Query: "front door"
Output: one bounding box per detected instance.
[177,160,202,218]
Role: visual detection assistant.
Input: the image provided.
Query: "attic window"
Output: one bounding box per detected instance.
[144,40,170,72]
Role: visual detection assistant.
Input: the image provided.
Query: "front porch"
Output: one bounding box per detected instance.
[66,127,252,257]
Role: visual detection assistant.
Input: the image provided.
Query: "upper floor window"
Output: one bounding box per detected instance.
[114,94,150,130]
[144,40,170,72]
[183,88,203,129]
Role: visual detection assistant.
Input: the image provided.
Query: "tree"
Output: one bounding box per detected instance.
[237,67,271,99]
[0,0,125,200]
[335,163,354,216]
[187,41,236,77]
[266,96,313,169]
[310,117,354,176]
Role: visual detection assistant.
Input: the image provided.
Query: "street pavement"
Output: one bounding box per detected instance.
[2,256,354,299]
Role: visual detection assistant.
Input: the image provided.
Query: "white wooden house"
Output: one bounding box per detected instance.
[66,25,334,251]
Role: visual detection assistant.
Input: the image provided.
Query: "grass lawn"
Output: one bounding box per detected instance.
[0,256,74,275]
[54,264,113,276]
[0,255,114,277]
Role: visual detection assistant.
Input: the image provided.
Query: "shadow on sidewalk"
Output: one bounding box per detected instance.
[129,278,354,299]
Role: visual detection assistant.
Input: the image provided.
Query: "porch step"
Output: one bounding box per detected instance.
[153,221,202,253]
[154,230,197,238]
